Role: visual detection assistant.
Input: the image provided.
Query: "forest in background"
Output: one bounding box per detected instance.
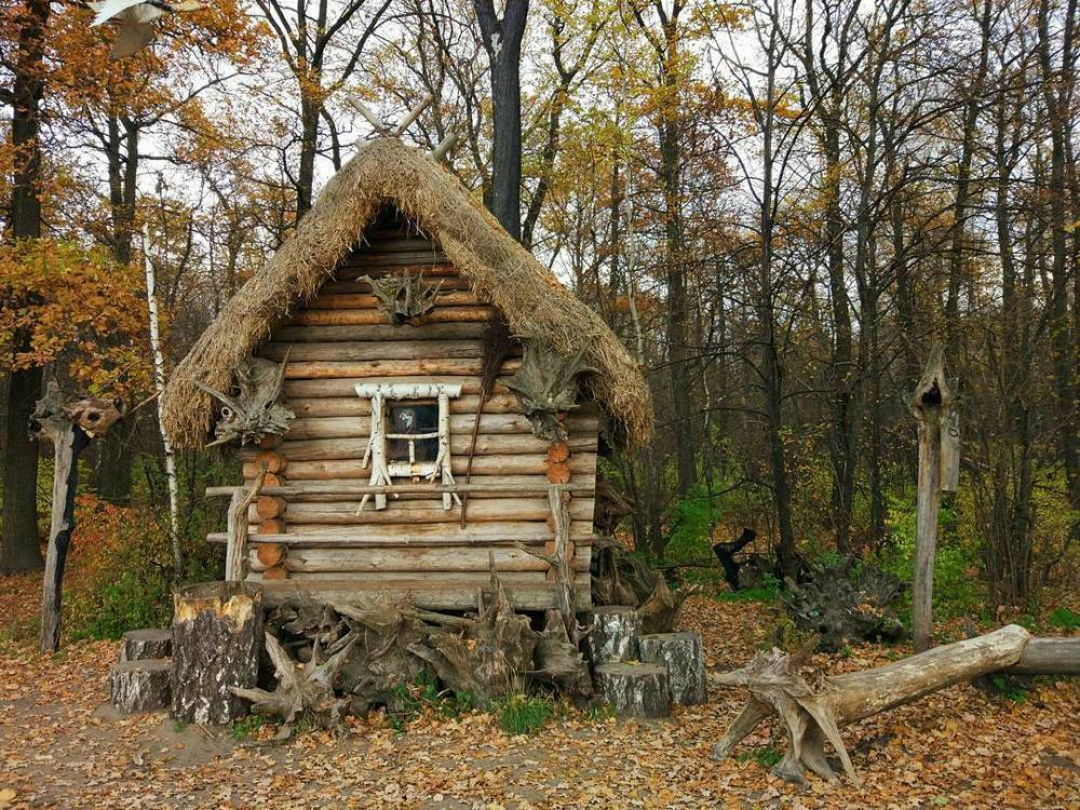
[1,0,1078,639]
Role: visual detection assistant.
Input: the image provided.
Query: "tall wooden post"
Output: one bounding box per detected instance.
[911,345,956,652]
[32,383,124,651]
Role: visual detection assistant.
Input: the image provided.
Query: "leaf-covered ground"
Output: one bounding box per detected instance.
[0,571,1077,809]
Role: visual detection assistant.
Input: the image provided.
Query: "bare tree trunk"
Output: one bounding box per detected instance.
[473,0,530,241]
[1,0,50,573]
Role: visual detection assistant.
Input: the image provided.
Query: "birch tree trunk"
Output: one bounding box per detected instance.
[144,225,182,572]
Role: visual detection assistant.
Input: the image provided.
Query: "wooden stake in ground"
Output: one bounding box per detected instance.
[910,344,955,652]
[32,383,124,652]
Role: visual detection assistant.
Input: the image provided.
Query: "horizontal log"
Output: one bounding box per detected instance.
[252,577,591,611]
[262,340,509,363]
[281,412,599,440]
[213,519,591,543]
[243,454,596,480]
[241,434,597,463]
[283,375,509,398]
[209,479,595,498]
[288,307,495,327]
[283,393,524,418]
[272,323,489,342]
[1006,637,1080,675]
[210,530,597,548]
[304,291,484,310]
[248,546,589,574]
[320,278,473,295]
[338,251,449,266]
[352,237,439,253]
[282,358,520,380]
[247,497,595,525]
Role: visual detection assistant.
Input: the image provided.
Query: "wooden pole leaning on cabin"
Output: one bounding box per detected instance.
[224,464,267,582]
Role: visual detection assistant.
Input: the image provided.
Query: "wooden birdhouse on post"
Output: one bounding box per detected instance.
[910,343,960,652]
[159,137,653,617]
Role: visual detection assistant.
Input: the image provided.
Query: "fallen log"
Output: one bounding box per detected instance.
[1006,637,1080,676]
[709,625,1032,786]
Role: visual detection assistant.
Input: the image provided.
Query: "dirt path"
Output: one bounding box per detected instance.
[0,578,1077,809]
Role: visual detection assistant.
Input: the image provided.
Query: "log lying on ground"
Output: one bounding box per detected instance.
[594,662,671,718]
[119,628,172,662]
[1006,637,1080,675]
[230,631,356,738]
[171,581,263,724]
[110,659,171,713]
[638,632,707,705]
[709,625,1032,786]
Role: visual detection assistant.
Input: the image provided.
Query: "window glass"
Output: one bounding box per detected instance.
[388,402,439,462]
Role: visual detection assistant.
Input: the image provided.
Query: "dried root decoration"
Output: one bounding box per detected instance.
[783,561,904,653]
[506,338,596,442]
[709,625,1032,786]
[407,571,538,705]
[590,538,696,634]
[229,630,356,739]
[196,353,294,448]
[366,270,442,325]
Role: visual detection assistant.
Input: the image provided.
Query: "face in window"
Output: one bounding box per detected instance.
[388,403,439,462]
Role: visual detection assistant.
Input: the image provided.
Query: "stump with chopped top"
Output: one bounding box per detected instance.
[637,632,707,705]
[170,581,262,724]
[587,606,640,663]
[594,662,671,718]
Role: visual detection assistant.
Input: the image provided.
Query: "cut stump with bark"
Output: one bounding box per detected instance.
[110,659,171,713]
[709,624,1032,786]
[638,632,707,705]
[586,606,639,664]
[120,628,172,662]
[594,662,671,718]
[171,581,263,724]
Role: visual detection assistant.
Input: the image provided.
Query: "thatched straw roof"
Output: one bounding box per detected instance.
[161,138,652,449]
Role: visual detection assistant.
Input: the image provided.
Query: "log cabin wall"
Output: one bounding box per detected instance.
[236,210,597,611]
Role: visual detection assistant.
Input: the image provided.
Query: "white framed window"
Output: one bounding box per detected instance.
[354,382,463,511]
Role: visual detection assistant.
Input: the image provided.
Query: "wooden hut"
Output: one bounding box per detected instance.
[161,138,652,613]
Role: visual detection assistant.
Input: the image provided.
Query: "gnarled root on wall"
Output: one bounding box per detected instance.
[708,625,1032,786]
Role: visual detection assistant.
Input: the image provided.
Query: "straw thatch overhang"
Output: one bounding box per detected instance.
[161,138,652,449]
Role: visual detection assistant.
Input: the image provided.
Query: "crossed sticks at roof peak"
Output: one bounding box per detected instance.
[346,93,458,162]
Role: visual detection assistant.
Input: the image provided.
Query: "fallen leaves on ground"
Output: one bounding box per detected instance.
[0,572,1077,809]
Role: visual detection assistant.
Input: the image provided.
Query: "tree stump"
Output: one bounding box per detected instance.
[594,662,671,718]
[586,606,639,663]
[110,660,171,713]
[638,632,707,705]
[171,581,263,724]
[119,628,172,662]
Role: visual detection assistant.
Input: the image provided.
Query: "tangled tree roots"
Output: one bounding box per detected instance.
[230,632,356,739]
[783,562,905,652]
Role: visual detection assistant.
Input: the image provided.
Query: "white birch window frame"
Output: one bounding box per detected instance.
[354,382,463,512]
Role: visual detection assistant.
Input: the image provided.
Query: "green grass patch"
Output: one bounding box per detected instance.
[495,693,555,736]
[736,744,782,768]
[386,669,474,731]
[230,715,271,741]
[1047,606,1080,631]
